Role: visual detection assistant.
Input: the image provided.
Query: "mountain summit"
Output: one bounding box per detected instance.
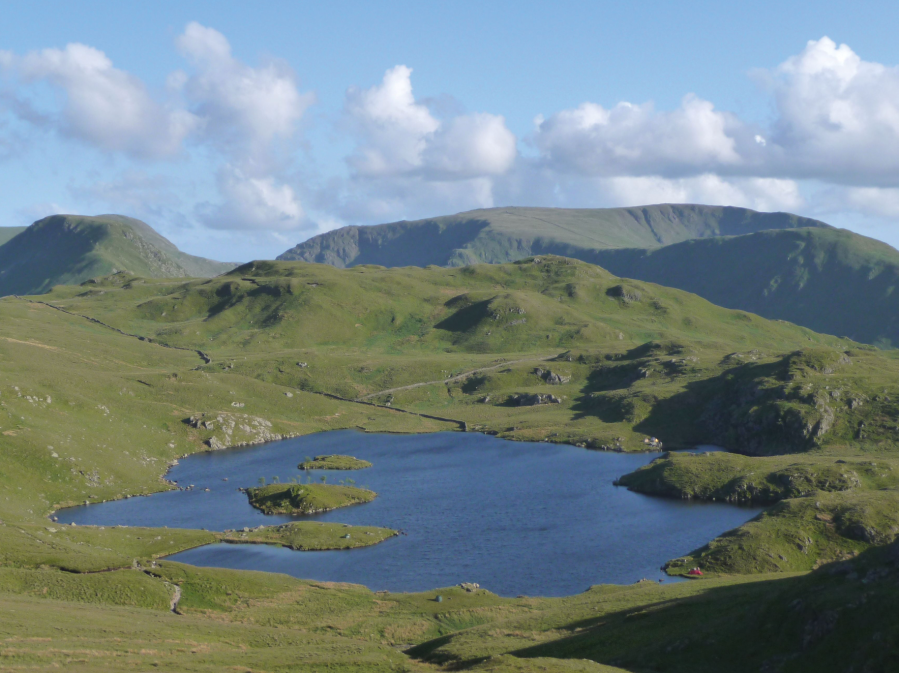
[277,204,831,267]
[0,214,236,297]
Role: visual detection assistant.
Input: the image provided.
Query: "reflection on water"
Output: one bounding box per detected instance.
[58,431,762,597]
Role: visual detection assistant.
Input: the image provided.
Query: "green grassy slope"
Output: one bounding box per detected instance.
[0,226,25,246]
[37,256,881,454]
[278,204,829,267]
[3,542,896,672]
[14,256,899,576]
[588,227,899,347]
[0,214,236,296]
[408,541,899,673]
[3,256,899,670]
[247,482,377,514]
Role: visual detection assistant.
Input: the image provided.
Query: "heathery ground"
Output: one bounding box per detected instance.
[2,256,899,671]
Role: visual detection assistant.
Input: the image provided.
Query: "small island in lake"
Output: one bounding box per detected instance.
[298,454,372,470]
[221,521,396,550]
[246,483,377,515]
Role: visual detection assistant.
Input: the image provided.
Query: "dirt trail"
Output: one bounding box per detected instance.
[356,353,563,401]
[15,297,212,365]
[166,582,182,614]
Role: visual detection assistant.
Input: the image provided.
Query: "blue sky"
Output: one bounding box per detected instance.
[3,0,899,261]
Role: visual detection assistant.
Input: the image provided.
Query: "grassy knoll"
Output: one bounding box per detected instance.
[618,452,899,574]
[299,454,373,470]
[247,482,377,515]
[221,521,396,550]
[618,452,899,505]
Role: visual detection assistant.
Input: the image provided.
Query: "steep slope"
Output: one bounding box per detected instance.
[0,226,26,246]
[0,214,237,296]
[278,204,830,267]
[587,227,899,347]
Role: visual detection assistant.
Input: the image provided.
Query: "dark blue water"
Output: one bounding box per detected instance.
[57,431,761,597]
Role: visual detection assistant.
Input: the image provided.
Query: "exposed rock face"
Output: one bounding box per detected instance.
[606,284,642,302]
[513,393,562,406]
[188,412,293,450]
[534,368,571,385]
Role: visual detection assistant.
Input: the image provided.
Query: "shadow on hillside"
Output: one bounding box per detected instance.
[408,542,899,672]
[435,299,493,333]
[570,358,794,451]
[355,218,491,267]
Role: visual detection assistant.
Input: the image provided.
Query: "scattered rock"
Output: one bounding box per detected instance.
[534,368,571,385]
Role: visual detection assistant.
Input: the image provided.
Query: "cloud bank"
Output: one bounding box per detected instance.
[3,30,899,244]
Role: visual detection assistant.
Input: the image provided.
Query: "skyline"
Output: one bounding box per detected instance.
[3,1,899,261]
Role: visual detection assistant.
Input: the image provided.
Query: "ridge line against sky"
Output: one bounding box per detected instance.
[2,1,899,261]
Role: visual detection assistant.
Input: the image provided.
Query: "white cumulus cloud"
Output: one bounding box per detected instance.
[175,22,314,165]
[199,165,304,231]
[765,36,899,182]
[333,65,517,222]
[9,43,197,158]
[597,175,804,213]
[345,65,516,180]
[532,95,745,177]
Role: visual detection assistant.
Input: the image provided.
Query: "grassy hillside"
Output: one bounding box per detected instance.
[278,204,829,267]
[2,256,899,670]
[0,226,25,246]
[0,214,236,296]
[588,227,899,347]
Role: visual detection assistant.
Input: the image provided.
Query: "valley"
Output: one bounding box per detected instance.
[2,253,899,670]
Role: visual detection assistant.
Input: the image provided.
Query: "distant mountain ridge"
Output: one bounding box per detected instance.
[0,214,236,297]
[588,226,899,348]
[0,227,26,247]
[276,203,899,348]
[278,204,831,267]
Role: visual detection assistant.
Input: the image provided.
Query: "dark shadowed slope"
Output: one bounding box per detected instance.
[0,214,237,296]
[588,227,899,347]
[278,204,830,267]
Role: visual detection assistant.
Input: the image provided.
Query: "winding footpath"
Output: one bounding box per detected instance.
[14,297,212,365]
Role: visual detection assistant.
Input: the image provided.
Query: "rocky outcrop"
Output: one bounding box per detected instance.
[606,285,642,302]
[534,368,571,385]
[188,412,293,450]
[512,393,562,406]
